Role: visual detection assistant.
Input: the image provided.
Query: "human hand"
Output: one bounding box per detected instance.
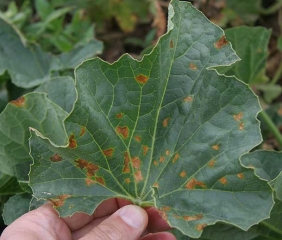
[1,198,176,240]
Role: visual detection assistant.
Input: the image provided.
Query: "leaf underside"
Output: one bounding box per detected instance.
[29,0,273,238]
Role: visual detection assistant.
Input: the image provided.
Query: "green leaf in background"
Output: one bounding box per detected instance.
[0,93,69,180]
[216,26,271,84]
[2,193,31,225]
[0,172,23,195]
[0,15,103,88]
[29,0,273,238]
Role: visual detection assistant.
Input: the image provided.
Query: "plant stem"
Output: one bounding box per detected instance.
[270,60,282,85]
[260,110,282,150]
[261,0,282,15]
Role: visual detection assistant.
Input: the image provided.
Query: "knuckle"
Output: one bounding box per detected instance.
[93,223,123,240]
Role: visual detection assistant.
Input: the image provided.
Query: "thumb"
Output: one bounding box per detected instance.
[81,205,148,240]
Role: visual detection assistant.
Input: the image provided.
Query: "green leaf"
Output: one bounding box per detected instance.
[216,26,271,84]
[35,0,53,20]
[0,15,103,88]
[0,93,69,179]
[2,193,31,225]
[0,172,23,195]
[35,76,76,113]
[29,1,272,238]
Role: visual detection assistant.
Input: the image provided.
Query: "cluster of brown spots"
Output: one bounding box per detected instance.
[208,159,216,168]
[196,224,207,231]
[170,40,174,48]
[116,113,124,119]
[172,153,179,163]
[166,150,170,156]
[50,154,62,162]
[163,118,170,127]
[10,96,25,107]
[157,209,168,221]
[49,194,71,207]
[68,134,77,148]
[183,214,203,221]
[233,112,243,121]
[237,173,244,179]
[214,36,228,49]
[135,170,144,182]
[219,177,227,185]
[132,157,141,169]
[123,152,130,173]
[85,178,95,186]
[135,74,149,84]
[184,96,193,102]
[75,159,99,177]
[125,178,131,184]
[80,127,86,137]
[143,145,149,155]
[189,63,197,70]
[212,144,220,151]
[186,178,206,189]
[239,122,244,130]
[159,156,165,163]
[180,171,186,178]
[103,148,114,157]
[153,160,158,166]
[134,135,142,142]
[153,182,159,188]
[116,126,129,139]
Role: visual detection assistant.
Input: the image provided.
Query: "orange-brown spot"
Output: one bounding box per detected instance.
[135,74,149,84]
[125,178,131,184]
[10,96,25,107]
[239,122,244,130]
[196,224,207,231]
[170,40,174,48]
[214,36,228,49]
[189,63,197,70]
[116,113,124,119]
[153,182,159,188]
[163,118,170,127]
[134,135,142,142]
[95,177,105,185]
[49,194,71,207]
[219,177,227,185]
[184,214,203,221]
[132,157,141,169]
[85,178,95,186]
[68,134,77,148]
[123,152,130,173]
[50,154,62,162]
[186,178,206,189]
[116,126,129,139]
[237,173,244,179]
[80,127,86,137]
[163,206,171,212]
[184,96,193,102]
[166,150,170,156]
[173,214,182,219]
[172,153,179,163]
[135,170,144,182]
[158,209,168,221]
[212,144,220,151]
[103,148,114,157]
[180,171,186,178]
[75,159,99,177]
[143,145,149,155]
[233,112,243,122]
[159,156,165,163]
[153,160,158,166]
[208,159,216,168]
[278,107,282,116]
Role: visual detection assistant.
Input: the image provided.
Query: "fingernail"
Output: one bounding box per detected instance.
[117,205,144,228]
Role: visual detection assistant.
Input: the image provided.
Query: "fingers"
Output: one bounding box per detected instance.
[79,205,148,240]
[146,207,172,233]
[140,232,177,240]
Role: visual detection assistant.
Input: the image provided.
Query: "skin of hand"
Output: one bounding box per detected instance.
[0,198,176,240]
